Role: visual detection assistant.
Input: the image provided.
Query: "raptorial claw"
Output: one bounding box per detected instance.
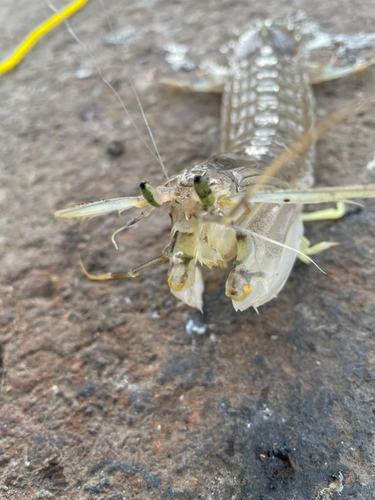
[54,196,147,220]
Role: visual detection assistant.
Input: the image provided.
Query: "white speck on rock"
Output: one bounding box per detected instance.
[366,154,375,171]
[75,62,93,79]
[185,319,207,336]
[105,26,135,45]
[164,43,196,71]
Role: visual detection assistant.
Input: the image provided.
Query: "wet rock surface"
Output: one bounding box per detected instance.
[0,0,375,498]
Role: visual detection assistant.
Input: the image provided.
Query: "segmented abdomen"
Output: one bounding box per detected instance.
[220,23,315,189]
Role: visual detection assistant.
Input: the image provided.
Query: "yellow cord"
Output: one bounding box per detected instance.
[0,0,91,75]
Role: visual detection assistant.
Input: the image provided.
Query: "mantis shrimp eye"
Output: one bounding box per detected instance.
[139,181,161,208]
[193,175,215,206]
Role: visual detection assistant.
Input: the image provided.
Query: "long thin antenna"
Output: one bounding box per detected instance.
[97,0,169,180]
[45,0,164,168]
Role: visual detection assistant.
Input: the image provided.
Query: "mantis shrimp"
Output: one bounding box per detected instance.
[54,17,375,312]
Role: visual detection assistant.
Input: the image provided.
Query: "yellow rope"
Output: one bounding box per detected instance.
[0,0,91,75]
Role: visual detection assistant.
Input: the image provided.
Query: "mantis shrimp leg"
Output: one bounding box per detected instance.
[300,202,346,222]
[297,237,339,265]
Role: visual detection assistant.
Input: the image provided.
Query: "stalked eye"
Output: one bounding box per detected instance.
[193,176,215,206]
[139,181,161,208]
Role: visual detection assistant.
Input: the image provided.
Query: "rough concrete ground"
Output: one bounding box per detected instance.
[0,0,375,498]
